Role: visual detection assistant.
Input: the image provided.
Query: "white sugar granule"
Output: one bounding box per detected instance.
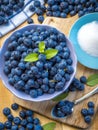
[77,21,98,57]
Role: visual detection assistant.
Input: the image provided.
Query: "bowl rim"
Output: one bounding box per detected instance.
[0,24,77,102]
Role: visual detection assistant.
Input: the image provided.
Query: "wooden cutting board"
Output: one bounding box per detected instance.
[14,15,98,129]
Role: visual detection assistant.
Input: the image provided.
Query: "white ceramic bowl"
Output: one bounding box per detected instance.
[0,24,77,102]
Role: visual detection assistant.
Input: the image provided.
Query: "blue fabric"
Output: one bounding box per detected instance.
[0,0,44,37]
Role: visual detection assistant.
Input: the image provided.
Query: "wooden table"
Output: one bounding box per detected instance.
[0,14,98,130]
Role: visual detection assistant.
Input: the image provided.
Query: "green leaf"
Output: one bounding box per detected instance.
[24,53,38,62]
[87,74,98,87]
[43,122,56,130]
[39,41,45,53]
[52,92,69,102]
[45,49,58,59]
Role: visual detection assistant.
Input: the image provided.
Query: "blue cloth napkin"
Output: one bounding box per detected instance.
[0,0,44,37]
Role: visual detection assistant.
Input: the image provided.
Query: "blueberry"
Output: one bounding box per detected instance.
[58,60,67,69]
[66,66,74,74]
[27,116,34,123]
[60,13,67,18]
[54,74,62,81]
[11,125,18,130]
[30,90,38,98]
[4,121,12,129]
[88,101,94,108]
[36,61,44,69]
[81,108,88,116]
[26,110,33,116]
[15,80,25,90]
[77,84,85,91]
[26,123,34,130]
[84,116,91,123]
[29,5,35,12]
[11,103,19,110]
[38,15,44,23]
[33,118,40,125]
[8,78,14,85]
[52,5,59,11]
[27,18,34,24]
[21,74,28,82]
[19,111,26,119]
[43,78,49,84]
[21,119,28,127]
[13,117,21,125]
[48,88,55,94]
[88,108,94,116]
[18,126,25,130]
[47,0,55,5]
[37,89,43,96]
[55,82,64,91]
[0,122,4,130]
[80,76,87,84]
[41,85,49,92]
[31,66,38,74]
[7,114,14,121]
[60,2,68,9]
[66,58,73,65]
[57,110,65,117]
[34,125,43,130]
[34,0,41,7]
[38,54,46,62]
[57,101,65,107]
[70,10,76,16]
[3,107,11,116]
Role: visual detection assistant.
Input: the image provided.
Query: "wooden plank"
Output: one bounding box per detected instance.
[13,15,98,129]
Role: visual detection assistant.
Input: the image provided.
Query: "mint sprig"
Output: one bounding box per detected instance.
[87,74,98,87]
[24,41,58,62]
[39,41,45,53]
[52,92,69,102]
[43,122,56,130]
[24,53,38,62]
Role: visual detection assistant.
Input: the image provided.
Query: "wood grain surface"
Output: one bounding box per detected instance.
[0,14,98,130]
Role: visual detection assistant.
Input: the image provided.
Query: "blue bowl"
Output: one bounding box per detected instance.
[69,13,98,70]
[0,24,77,102]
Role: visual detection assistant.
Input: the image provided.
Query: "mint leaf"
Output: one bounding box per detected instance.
[43,122,56,130]
[45,49,58,59]
[52,92,69,102]
[87,74,98,86]
[24,53,38,62]
[39,41,45,53]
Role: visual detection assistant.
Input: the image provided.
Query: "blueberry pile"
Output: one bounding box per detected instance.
[81,101,95,124]
[0,103,43,130]
[4,26,74,98]
[28,0,98,24]
[0,0,25,25]
[68,76,87,91]
[53,100,74,118]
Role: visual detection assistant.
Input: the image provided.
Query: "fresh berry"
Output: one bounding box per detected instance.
[88,101,94,108]
[3,107,11,116]
[11,103,19,110]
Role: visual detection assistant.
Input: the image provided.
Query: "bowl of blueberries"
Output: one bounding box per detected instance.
[0,24,77,102]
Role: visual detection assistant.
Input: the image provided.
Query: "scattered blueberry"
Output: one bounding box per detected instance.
[81,108,88,116]
[3,107,11,116]
[27,18,34,24]
[84,116,91,124]
[11,103,19,110]
[80,76,87,84]
[88,101,94,108]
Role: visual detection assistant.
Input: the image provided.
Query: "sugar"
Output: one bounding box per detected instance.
[77,21,98,57]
